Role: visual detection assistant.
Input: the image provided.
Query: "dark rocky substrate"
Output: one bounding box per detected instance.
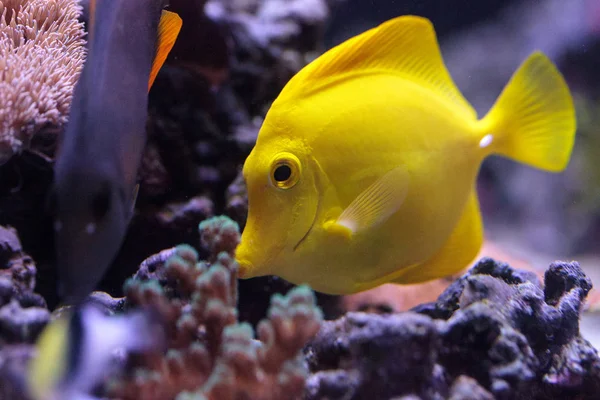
[305,258,600,400]
[1,223,599,399]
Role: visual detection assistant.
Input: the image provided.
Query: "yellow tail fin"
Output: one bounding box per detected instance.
[480,51,576,172]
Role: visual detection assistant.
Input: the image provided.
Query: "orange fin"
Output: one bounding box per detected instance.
[148,10,182,91]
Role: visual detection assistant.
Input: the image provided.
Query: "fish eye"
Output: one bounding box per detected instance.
[91,185,111,221]
[270,153,301,189]
[274,164,292,182]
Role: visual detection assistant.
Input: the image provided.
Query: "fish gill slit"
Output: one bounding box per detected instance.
[293,198,320,252]
[293,170,324,252]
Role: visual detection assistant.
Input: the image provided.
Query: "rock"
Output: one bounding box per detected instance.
[0,226,48,346]
[0,300,49,345]
[0,345,36,400]
[306,258,600,400]
[448,375,494,400]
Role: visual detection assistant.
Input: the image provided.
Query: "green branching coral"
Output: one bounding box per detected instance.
[108,216,323,400]
[199,216,241,262]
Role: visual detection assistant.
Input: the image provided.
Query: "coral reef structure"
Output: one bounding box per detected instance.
[107,216,323,400]
[0,225,48,345]
[0,0,86,163]
[3,215,600,400]
[0,225,49,400]
[305,258,600,400]
[0,216,323,400]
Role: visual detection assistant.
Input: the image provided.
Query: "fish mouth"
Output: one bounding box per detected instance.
[236,258,253,278]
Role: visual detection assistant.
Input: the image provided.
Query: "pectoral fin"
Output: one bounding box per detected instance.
[324,166,409,238]
[391,190,483,284]
[148,10,182,91]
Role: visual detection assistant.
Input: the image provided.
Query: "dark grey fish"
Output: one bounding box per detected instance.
[50,0,181,304]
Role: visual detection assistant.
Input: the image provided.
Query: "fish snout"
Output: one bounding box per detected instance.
[234,239,255,278]
[235,258,253,278]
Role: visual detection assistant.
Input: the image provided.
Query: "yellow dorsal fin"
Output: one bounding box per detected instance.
[276,15,477,119]
[148,10,182,91]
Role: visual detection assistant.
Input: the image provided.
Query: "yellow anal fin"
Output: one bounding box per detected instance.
[391,190,483,284]
[148,10,182,91]
[323,165,409,239]
[277,15,476,120]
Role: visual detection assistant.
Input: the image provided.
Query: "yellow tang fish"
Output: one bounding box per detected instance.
[235,16,576,295]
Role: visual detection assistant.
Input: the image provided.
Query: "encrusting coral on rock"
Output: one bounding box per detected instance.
[2,216,600,400]
[0,225,48,400]
[0,0,86,163]
[106,216,324,400]
[305,258,600,400]
[0,215,323,400]
[0,225,48,345]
